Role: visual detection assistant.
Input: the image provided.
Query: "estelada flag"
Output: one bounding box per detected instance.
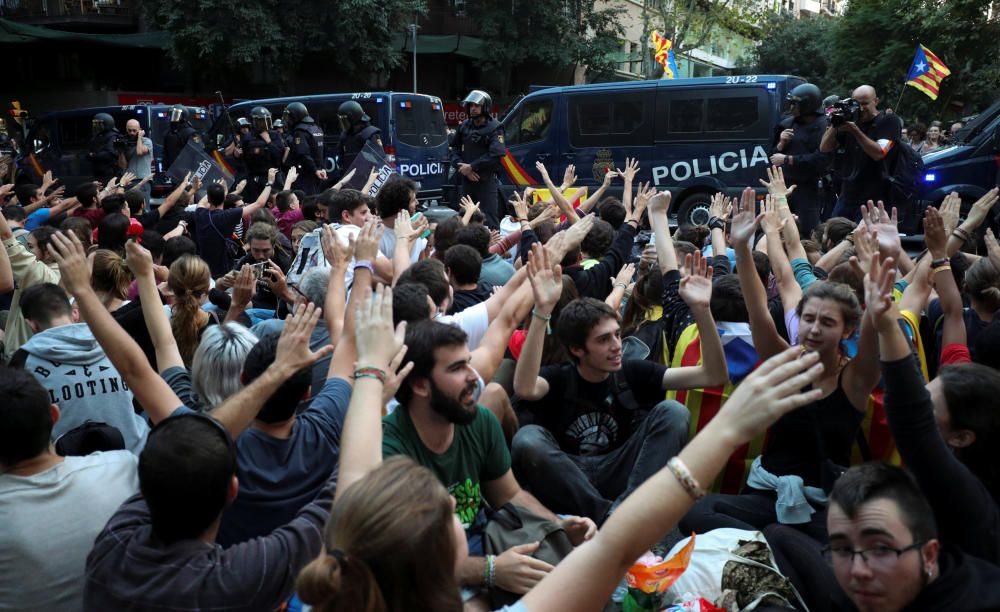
[651,31,680,80]
[905,44,951,101]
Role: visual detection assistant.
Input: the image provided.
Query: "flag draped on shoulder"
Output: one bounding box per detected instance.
[905,44,951,100]
[651,31,680,80]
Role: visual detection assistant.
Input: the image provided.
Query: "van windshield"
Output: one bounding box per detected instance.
[952,99,1000,144]
[394,96,448,147]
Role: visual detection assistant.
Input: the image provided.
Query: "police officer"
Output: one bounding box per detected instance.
[87,113,123,184]
[283,102,326,195]
[336,100,383,180]
[162,105,201,171]
[770,83,830,236]
[240,107,286,201]
[449,90,505,228]
[273,119,292,166]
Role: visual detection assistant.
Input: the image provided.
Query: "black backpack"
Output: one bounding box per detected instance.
[883,142,925,232]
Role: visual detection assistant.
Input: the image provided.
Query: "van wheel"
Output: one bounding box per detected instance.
[675,193,713,227]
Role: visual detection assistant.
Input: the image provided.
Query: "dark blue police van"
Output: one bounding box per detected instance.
[22,105,211,198]
[499,75,807,225]
[207,92,449,205]
[919,98,1000,230]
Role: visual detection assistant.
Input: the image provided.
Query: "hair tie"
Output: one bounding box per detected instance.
[327,547,348,569]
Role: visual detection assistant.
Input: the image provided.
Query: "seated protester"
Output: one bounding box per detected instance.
[0,211,60,359]
[326,189,393,285]
[70,182,104,229]
[297,284,831,612]
[596,197,626,230]
[2,203,30,244]
[576,218,615,270]
[0,367,138,611]
[272,190,304,240]
[377,175,426,262]
[444,244,491,315]
[927,256,999,364]
[457,223,514,287]
[508,275,578,364]
[130,173,190,233]
[253,267,335,396]
[43,230,338,610]
[225,222,292,312]
[167,254,219,367]
[561,202,645,300]
[194,177,274,279]
[8,284,150,452]
[290,219,317,257]
[680,190,882,542]
[384,318,598,597]
[823,463,1000,611]
[513,245,726,524]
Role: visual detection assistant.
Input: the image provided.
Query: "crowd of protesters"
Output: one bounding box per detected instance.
[1,81,1000,612]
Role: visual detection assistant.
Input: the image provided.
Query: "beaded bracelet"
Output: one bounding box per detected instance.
[484,554,496,588]
[353,366,386,384]
[667,457,706,501]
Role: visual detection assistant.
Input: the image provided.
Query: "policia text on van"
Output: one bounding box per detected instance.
[498,75,810,226]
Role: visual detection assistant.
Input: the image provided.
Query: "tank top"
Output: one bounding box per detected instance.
[759,367,862,488]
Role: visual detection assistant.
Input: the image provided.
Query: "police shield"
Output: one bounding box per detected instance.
[341,140,395,196]
[165,140,234,195]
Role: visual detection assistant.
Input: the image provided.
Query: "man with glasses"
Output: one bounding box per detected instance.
[771,82,830,235]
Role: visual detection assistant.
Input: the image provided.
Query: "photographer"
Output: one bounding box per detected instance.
[820,85,902,221]
[87,113,124,185]
[121,119,153,200]
[771,83,830,236]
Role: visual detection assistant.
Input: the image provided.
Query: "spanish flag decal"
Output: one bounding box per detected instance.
[500,150,536,187]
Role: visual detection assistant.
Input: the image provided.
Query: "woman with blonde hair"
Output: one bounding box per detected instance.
[90,248,132,312]
[167,253,215,367]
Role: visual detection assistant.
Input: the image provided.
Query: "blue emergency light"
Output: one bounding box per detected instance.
[925,173,936,182]
[157,112,166,118]
[376,98,383,103]
[136,109,143,114]
[766,82,777,90]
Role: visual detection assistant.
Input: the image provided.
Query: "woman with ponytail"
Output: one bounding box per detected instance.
[167,254,214,367]
[90,249,133,312]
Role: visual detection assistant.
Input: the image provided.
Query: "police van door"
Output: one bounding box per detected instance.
[564,89,654,200]
[499,95,559,200]
[390,94,450,201]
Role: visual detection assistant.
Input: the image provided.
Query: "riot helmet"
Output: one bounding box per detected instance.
[235,117,251,132]
[462,90,492,118]
[337,100,370,133]
[250,106,273,132]
[786,83,823,116]
[169,104,189,125]
[92,113,115,136]
[273,119,285,131]
[282,102,311,127]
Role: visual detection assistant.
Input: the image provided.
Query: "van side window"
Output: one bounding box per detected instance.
[656,88,767,142]
[507,99,553,147]
[569,92,652,147]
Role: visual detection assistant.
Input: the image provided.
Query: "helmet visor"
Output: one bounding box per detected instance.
[169,107,186,123]
[252,115,272,131]
[92,119,105,136]
[337,113,352,133]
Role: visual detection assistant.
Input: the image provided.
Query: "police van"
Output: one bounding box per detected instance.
[499,75,807,225]
[919,98,1000,232]
[21,105,211,198]
[207,92,449,205]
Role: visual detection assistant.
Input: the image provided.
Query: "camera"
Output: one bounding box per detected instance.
[828,98,861,127]
[112,133,129,151]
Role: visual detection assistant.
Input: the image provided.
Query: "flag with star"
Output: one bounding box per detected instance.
[651,31,680,80]
[905,44,951,100]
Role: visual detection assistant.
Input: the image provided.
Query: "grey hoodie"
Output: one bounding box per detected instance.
[18,323,149,453]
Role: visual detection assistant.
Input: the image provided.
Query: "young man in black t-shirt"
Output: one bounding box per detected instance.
[512,246,729,524]
[820,84,903,221]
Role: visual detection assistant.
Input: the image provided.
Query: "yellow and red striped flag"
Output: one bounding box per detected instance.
[905,44,951,100]
[651,31,680,80]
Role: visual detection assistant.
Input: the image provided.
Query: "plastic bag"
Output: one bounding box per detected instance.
[622,535,696,611]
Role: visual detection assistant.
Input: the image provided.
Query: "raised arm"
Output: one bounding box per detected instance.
[648,191,677,273]
[48,232,181,425]
[125,240,185,373]
[662,252,729,389]
[926,208,965,350]
[577,169,618,215]
[242,168,278,218]
[620,157,639,214]
[151,172,192,221]
[320,224,352,348]
[760,194,802,312]
[520,347,825,612]
[708,192,732,258]
[328,219,382,380]
[732,187,789,359]
[535,161,579,224]
[512,244,561,400]
[947,187,999,257]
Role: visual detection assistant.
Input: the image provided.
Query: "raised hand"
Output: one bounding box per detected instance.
[601,168,620,187]
[354,218,384,263]
[275,302,335,372]
[861,200,901,262]
[560,213,596,253]
[849,225,877,277]
[986,228,1000,273]
[561,164,577,188]
[863,252,896,324]
[712,347,825,445]
[709,192,733,222]
[230,264,257,308]
[620,157,640,184]
[647,191,671,216]
[526,243,563,313]
[47,231,92,295]
[939,192,961,235]
[355,284,405,370]
[124,239,154,278]
[511,190,530,221]
[267,167,279,184]
[965,187,1000,229]
[923,206,948,257]
[759,165,796,198]
[729,187,761,247]
[678,251,713,309]
[321,224,354,269]
[760,194,786,235]
[612,262,636,291]
[381,341,415,406]
[635,182,657,214]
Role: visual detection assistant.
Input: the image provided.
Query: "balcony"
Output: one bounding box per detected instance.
[417,7,479,36]
[799,0,820,14]
[0,0,138,32]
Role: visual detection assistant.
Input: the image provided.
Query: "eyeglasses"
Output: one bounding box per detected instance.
[822,542,924,570]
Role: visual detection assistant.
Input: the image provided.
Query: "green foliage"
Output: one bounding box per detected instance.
[141,0,426,88]
[749,0,1000,122]
[647,0,769,54]
[469,0,624,90]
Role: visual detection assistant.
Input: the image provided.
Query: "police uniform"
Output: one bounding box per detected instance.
[289,121,325,195]
[163,122,200,171]
[88,129,122,184]
[449,117,505,228]
[241,129,285,200]
[337,124,383,180]
[771,114,830,235]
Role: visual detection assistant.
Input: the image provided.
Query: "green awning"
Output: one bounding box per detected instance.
[391,33,485,59]
[0,18,168,48]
